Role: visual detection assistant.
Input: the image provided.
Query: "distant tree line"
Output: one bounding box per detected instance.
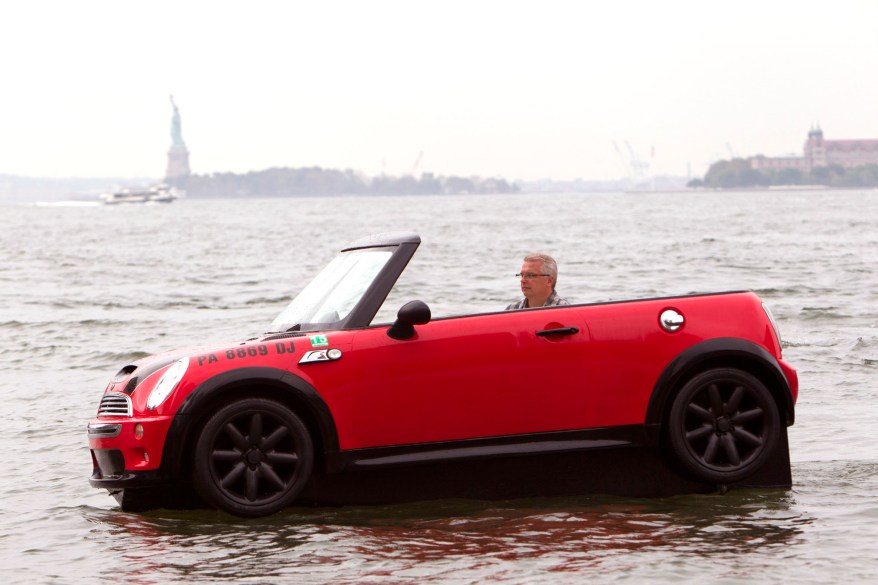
[688,159,878,189]
[179,167,519,197]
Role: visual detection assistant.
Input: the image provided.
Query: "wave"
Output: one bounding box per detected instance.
[800,306,851,320]
[34,201,101,207]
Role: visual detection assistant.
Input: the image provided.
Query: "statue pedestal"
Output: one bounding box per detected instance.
[166,147,190,186]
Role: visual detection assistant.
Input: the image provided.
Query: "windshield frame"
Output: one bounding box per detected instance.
[268,232,421,333]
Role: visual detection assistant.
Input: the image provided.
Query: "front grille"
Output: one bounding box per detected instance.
[98,393,132,417]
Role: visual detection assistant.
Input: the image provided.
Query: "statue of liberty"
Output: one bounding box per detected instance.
[166,95,191,183]
[169,95,186,149]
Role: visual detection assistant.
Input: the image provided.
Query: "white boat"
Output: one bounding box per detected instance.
[102,184,182,205]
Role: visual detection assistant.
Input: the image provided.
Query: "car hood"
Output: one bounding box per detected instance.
[111,342,243,390]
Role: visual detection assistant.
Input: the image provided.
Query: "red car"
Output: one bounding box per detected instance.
[88,233,798,517]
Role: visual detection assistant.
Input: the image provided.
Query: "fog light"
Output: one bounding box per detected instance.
[134,424,144,439]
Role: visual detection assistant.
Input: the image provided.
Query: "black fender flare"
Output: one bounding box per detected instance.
[160,367,340,480]
[644,338,795,444]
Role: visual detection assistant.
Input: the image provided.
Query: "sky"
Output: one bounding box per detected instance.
[2,0,877,182]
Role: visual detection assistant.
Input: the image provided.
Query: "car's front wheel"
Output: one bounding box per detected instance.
[192,398,314,517]
[668,368,780,484]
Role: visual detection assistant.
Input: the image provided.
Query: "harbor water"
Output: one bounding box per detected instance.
[0,190,876,583]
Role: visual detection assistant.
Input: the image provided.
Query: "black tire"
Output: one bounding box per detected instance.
[668,368,780,484]
[192,398,314,517]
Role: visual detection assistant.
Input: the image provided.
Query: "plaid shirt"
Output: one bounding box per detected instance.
[505,290,569,310]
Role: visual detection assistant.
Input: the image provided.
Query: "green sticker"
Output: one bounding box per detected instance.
[309,335,329,347]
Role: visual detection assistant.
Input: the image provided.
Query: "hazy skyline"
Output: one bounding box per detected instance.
[2,0,877,182]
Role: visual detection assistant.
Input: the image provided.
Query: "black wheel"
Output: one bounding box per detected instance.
[192,398,314,517]
[668,368,780,484]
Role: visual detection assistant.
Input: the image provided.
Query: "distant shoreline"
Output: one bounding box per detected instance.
[6,171,874,203]
[1,168,691,201]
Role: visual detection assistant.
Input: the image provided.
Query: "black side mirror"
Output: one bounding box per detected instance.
[387,300,432,340]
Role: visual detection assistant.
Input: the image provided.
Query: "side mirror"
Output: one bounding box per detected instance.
[387,300,432,340]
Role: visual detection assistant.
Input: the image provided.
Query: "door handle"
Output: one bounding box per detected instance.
[535,327,579,337]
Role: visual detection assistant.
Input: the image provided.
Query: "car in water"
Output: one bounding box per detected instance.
[87,232,799,517]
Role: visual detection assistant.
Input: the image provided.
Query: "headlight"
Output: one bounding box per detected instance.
[146,357,189,410]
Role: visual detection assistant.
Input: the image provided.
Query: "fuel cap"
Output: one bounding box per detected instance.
[660,309,685,332]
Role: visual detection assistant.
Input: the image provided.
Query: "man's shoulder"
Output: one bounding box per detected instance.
[547,291,569,306]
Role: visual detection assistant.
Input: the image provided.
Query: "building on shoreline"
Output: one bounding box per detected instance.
[750,126,878,172]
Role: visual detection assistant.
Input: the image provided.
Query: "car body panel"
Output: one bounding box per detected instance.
[337,308,591,449]
[87,232,798,511]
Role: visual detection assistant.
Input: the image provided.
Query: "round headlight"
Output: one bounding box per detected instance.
[146,357,189,410]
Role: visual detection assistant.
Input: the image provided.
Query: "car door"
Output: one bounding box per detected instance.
[341,306,592,450]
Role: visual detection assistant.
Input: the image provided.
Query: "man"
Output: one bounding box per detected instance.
[506,253,569,310]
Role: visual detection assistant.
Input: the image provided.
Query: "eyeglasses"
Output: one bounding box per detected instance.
[516,273,550,279]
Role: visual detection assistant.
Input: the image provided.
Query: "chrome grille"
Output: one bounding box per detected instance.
[98,393,132,417]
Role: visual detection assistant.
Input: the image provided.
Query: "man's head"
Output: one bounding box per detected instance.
[518,253,558,304]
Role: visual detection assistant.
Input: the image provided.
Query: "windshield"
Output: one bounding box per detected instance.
[269,248,393,332]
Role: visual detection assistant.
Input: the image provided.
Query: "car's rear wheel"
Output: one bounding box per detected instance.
[192,398,314,517]
[668,368,780,484]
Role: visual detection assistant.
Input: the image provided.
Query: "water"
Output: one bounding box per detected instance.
[1,190,876,583]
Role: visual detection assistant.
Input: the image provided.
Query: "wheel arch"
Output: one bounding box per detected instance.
[160,367,340,481]
[645,338,796,444]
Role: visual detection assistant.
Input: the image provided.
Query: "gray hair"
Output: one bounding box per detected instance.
[524,252,558,290]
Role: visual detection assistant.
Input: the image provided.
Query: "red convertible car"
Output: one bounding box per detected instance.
[88,233,798,516]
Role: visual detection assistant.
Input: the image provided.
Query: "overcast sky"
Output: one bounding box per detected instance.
[2,1,876,182]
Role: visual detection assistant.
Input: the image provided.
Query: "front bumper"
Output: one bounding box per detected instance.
[87,415,174,489]
[89,448,166,489]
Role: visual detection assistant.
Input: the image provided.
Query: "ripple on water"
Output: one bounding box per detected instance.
[1,193,878,584]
